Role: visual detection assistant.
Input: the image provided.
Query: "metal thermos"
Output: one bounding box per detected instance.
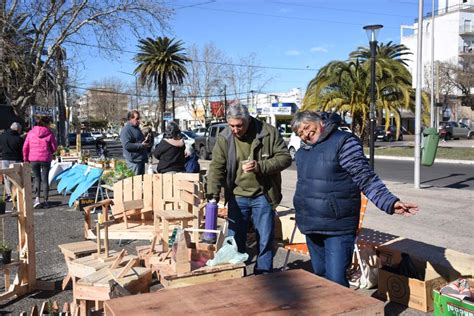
[203,201,218,243]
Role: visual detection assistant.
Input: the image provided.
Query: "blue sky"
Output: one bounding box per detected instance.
[71,0,435,94]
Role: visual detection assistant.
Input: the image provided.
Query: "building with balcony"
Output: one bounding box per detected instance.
[400,0,474,122]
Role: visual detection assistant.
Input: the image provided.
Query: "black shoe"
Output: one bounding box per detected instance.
[43,201,50,209]
[5,195,12,202]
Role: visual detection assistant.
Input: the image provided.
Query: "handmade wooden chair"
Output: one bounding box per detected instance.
[83,173,205,242]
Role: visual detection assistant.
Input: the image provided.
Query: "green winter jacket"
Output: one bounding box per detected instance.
[207,118,292,209]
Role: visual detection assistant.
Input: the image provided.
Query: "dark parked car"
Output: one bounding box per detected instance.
[194,123,228,160]
[375,126,404,142]
[68,133,96,146]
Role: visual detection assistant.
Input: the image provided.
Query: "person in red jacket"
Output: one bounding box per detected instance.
[23,116,57,208]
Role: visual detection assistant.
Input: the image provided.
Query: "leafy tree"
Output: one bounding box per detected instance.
[134,36,189,133]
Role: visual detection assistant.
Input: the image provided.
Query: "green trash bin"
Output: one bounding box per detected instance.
[421,127,440,166]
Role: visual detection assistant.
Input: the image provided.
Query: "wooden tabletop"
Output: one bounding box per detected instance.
[104,269,384,315]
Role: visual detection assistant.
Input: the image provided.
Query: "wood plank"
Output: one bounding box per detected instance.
[58,241,98,258]
[174,173,200,181]
[123,177,133,202]
[153,174,163,218]
[178,180,195,195]
[162,174,174,210]
[122,200,144,211]
[112,182,124,217]
[143,174,153,212]
[180,190,198,208]
[104,270,384,315]
[133,175,143,202]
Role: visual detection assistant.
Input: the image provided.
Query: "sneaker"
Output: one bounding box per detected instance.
[5,195,12,202]
[33,198,41,209]
[43,201,49,209]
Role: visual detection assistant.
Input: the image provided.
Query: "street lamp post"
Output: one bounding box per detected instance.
[171,85,176,122]
[363,24,383,169]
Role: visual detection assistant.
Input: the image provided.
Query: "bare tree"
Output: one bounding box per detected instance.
[1,0,170,117]
[225,53,270,104]
[184,43,227,123]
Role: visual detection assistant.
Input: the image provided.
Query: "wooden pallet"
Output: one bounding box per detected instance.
[154,262,245,289]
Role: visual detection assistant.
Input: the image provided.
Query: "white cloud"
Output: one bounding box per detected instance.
[310,46,328,53]
[285,50,300,56]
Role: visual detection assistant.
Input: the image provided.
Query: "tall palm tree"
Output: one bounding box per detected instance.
[134,37,189,133]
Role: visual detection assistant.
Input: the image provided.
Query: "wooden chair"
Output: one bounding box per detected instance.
[83,173,205,242]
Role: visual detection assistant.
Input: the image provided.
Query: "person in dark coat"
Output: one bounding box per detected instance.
[0,122,24,201]
[153,122,185,174]
[184,143,200,173]
[291,111,419,287]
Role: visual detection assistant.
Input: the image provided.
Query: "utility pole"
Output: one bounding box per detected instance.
[430,0,436,128]
[414,0,424,189]
[171,85,176,123]
[223,85,227,118]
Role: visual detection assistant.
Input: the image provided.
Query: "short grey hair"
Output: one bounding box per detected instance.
[226,104,250,122]
[10,122,22,131]
[291,111,322,133]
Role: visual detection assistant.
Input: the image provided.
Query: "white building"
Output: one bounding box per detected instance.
[401,0,474,122]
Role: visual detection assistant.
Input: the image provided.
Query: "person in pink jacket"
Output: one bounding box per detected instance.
[23,116,58,208]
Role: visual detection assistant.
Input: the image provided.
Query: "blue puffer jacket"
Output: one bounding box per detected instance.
[293,115,399,235]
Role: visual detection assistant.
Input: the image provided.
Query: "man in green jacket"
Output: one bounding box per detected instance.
[207,104,292,274]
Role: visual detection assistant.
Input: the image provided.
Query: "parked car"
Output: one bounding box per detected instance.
[375,125,404,142]
[90,131,104,141]
[287,126,354,160]
[194,123,228,160]
[287,132,303,161]
[68,133,96,146]
[152,131,196,152]
[438,121,472,140]
[192,127,207,137]
[105,131,119,139]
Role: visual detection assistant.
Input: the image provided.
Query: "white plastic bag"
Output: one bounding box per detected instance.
[348,247,379,289]
[206,236,248,266]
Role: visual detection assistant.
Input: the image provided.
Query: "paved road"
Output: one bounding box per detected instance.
[106,139,473,191]
[286,159,474,190]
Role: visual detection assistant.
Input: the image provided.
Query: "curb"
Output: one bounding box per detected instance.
[369,155,474,165]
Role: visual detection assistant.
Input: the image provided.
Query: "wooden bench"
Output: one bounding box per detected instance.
[83,173,205,241]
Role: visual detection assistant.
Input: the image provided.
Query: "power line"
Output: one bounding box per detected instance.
[270,1,414,19]
[68,84,254,99]
[64,40,318,71]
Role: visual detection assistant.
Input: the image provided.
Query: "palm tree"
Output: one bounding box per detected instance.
[303,42,417,142]
[134,37,190,133]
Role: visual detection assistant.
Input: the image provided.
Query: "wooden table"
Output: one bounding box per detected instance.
[104,269,384,315]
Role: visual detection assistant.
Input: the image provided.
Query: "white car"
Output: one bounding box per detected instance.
[287,126,353,160]
[153,132,195,152]
[192,127,207,137]
[90,131,104,141]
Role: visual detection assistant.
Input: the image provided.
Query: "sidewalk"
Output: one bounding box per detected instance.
[280,168,474,256]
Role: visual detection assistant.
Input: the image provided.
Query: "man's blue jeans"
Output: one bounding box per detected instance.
[227,194,274,274]
[126,161,145,175]
[305,233,356,287]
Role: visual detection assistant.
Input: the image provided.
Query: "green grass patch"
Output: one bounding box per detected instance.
[363,147,474,160]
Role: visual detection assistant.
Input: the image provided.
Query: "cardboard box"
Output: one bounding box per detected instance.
[377,237,474,282]
[378,266,447,312]
[433,279,474,316]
